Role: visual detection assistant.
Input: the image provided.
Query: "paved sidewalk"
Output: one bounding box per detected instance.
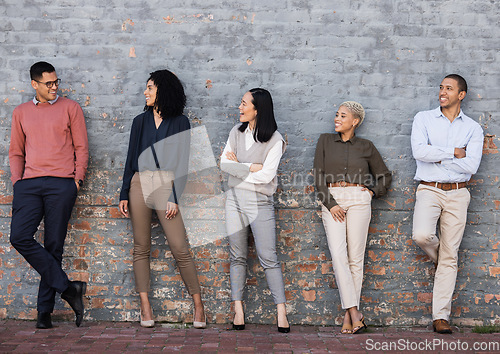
[0,319,499,353]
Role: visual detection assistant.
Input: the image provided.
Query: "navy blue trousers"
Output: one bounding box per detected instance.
[10,177,77,313]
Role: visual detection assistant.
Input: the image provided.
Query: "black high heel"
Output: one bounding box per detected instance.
[232,323,245,330]
[232,313,245,330]
[277,317,290,333]
[278,324,290,333]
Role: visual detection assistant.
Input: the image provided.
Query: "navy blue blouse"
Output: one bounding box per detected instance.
[119,110,191,202]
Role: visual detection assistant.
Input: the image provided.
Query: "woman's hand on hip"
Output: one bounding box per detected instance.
[361,187,374,197]
[330,205,346,222]
[119,200,129,218]
[225,151,238,162]
[165,201,179,219]
[250,163,263,172]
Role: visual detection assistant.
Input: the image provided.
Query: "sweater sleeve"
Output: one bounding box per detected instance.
[8,107,26,185]
[69,102,89,181]
[313,134,338,210]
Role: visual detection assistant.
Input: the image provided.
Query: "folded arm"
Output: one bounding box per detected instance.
[441,124,484,175]
[411,116,454,163]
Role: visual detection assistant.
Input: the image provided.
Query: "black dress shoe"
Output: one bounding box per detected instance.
[36,312,53,329]
[61,281,87,327]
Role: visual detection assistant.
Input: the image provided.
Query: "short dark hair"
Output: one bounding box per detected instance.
[30,61,55,81]
[145,69,186,118]
[238,88,278,143]
[445,74,468,93]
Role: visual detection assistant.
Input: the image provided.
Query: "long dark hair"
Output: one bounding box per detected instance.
[238,88,278,143]
[145,69,186,118]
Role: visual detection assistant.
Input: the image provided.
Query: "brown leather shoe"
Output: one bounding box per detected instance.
[433,319,452,334]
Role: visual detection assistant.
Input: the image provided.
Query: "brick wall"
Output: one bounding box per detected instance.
[0,0,498,326]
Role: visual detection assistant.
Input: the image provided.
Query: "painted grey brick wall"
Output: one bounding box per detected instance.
[0,0,498,326]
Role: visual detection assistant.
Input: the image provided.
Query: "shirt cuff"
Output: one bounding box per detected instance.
[324,197,338,210]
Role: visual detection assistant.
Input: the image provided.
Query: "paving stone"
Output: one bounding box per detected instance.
[1,319,499,353]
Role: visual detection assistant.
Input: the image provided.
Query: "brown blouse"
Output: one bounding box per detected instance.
[313,133,392,210]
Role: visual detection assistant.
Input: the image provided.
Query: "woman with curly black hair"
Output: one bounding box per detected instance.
[119,70,206,328]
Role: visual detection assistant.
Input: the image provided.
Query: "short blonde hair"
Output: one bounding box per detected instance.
[340,101,365,127]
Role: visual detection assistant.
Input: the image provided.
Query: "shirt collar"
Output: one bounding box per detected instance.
[33,95,59,105]
[245,125,254,135]
[435,106,464,121]
[333,133,358,144]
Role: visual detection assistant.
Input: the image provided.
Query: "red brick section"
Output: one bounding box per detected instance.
[0,319,499,353]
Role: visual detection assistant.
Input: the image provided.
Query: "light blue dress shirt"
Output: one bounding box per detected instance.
[411,107,483,183]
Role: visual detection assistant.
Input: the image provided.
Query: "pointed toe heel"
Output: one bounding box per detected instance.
[140,310,154,328]
[278,325,290,333]
[193,308,207,329]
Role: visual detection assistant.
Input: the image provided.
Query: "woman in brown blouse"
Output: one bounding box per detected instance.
[313,101,391,334]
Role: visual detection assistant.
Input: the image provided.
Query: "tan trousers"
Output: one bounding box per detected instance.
[412,184,470,321]
[128,171,201,295]
[321,187,372,310]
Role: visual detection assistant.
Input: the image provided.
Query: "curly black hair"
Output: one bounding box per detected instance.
[145,70,186,118]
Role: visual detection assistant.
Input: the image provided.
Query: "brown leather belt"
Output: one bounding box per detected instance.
[328,182,365,188]
[420,181,467,190]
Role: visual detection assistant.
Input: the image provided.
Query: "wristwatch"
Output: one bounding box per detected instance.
[77,179,83,187]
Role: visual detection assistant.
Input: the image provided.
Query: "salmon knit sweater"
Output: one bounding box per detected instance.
[9,96,89,185]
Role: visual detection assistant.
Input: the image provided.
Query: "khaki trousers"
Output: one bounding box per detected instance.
[128,171,201,295]
[412,184,470,321]
[321,187,372,309]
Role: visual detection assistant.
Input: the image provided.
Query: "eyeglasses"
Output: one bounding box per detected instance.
[34,78,61,88]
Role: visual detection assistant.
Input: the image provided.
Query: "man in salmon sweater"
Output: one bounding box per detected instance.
[9,61,89,329]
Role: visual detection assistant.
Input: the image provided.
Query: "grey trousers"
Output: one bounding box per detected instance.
[225,188,286,304]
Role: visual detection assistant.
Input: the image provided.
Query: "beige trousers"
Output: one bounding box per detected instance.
[412,184,470,321]
[128,171,201,295]
[321,187,372,309]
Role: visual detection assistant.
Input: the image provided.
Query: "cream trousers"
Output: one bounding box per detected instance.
[321,186,372,310]
[412,183,470,321]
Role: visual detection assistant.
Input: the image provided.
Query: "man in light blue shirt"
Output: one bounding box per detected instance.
[411,74,483,334]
